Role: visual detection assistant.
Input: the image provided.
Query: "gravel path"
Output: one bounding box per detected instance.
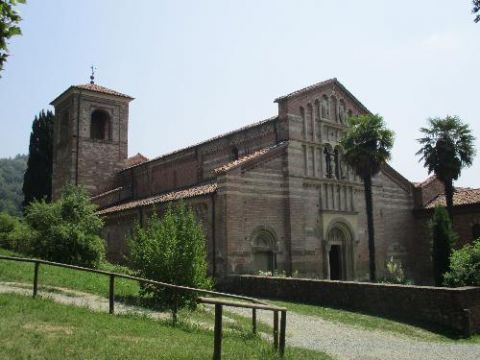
[227,306,480,360]
[2,282,479,359]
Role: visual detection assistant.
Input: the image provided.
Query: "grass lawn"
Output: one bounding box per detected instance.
[269,299,480,343]
[0,248,139,299]
[0,294,330,360]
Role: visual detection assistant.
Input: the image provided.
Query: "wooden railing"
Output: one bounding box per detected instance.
[0,255,287,359]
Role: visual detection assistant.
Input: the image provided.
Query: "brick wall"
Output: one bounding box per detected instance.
[220,275,480,336]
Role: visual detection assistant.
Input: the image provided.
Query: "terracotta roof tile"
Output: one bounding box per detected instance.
[125,153,148,167]
[74,83,133,99]
[425,188,480,209]
[214,141,288,174]
[97,183,217,215]
[91,187,123,201]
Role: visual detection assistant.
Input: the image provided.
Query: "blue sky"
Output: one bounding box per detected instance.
[0,0,479,186]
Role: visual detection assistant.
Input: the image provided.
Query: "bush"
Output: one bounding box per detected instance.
[431,206,457,286]
[129,201,212,324]
[24,184,105,268]
[0,212,30,252]
[443,239,480,287]
[382,257,411,284]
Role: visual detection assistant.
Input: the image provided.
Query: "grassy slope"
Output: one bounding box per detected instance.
[0,294,329,360]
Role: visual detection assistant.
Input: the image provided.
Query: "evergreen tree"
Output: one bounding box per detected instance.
[23,110,54,207]
[431,206,457,286]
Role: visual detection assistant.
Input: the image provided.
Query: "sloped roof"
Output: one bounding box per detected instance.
[121,116,278,172]
[97,183,217,215]
[50,83,133,105]
[274,78,370,113]
[125,153,148,167]
[425,188,480,209]
[91,187,123,201]
[413,175,437,188]
[214,141,288,174]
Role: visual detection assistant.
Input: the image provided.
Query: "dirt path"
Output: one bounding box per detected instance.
[226,306,480,360]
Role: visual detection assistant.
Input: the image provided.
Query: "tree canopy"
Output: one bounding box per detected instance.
[416,116,476,219]
[0,154,27,216]
[0,0,25,75]
[23,110,54,207]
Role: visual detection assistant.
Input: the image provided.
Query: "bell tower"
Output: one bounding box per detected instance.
[50,81,133,199]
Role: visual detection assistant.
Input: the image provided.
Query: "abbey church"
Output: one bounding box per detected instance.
[50,78,480,284]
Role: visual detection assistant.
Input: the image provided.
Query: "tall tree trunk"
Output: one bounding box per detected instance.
[363,176,376,282]
[444,179,454,222]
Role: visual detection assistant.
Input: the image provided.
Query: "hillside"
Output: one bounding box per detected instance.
[0,154,27,216]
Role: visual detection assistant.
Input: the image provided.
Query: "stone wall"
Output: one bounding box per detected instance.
[220,275,480,336]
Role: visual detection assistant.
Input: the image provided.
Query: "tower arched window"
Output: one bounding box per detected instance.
[90,109,111,140]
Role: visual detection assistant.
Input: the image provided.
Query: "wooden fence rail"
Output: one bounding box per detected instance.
[0,255,287,359]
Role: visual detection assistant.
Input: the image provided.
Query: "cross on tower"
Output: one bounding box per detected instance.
[90,65,96,84]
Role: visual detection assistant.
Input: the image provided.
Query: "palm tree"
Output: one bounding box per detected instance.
[340,114,394,282]
[416,116,476,220]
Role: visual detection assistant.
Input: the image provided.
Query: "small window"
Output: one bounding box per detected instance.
[232,146,239,160]
[473,224,480,241]
[90,109,111,140]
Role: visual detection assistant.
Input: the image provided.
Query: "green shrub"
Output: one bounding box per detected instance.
[0,212,30,252]
[382,257,412,284]
[129,201,212,324]
[25,184,105,268]
[431,206,457,286]
[443,239,480,287]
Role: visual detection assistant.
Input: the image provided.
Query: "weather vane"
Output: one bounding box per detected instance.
[90,65,96,84]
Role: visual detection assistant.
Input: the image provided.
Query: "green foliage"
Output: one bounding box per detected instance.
[416,116,476,218]
[0,211,29,252]
[0,0,26,75]
[129,201,212,323]
[340,113,394,282]
[431,206,457,286]
[25,184,105,268]
[340,114,395,179]
[0,154,27,216]
[474,0,480,23]
[382,257,411,285]
[23,110,54,207]
[444,239,480,287]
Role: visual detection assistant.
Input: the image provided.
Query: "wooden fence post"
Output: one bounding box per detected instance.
[109,274,115,314]
[273,310,279,350]
[33,262,40,298]
[252,308,257,334]
[213,303,223,360]
[279,310,287,356]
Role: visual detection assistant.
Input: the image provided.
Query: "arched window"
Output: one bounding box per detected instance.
[232,146,239,160]
[307,103,313,140]
[321,95,329,119]
[330,96,338,122]
[314,100,320,121]
[90,109,111,140]
[324,144,333,178]
[300,106,306,138]
[252,229,277,273]
[339,100,346,124]
[334,147,342,179]
[473,224,480,241]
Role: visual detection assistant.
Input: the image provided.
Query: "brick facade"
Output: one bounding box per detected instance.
[50,78,480,284]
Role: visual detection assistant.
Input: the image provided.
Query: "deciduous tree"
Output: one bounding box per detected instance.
[0,0,25,75]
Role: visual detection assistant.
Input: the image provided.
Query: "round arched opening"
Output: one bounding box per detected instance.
[90,109,111,140]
